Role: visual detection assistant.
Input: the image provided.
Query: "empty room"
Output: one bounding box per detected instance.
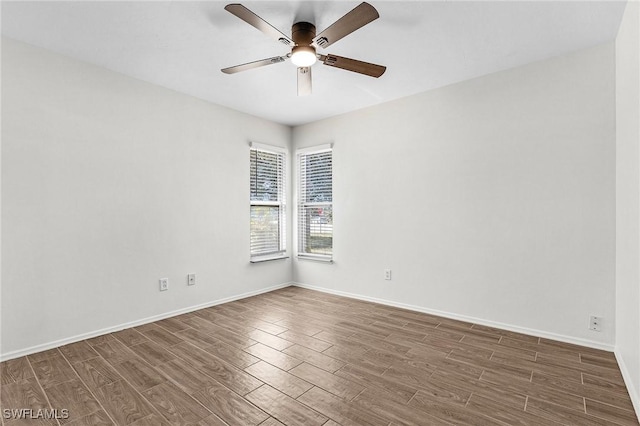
[1,1,639,425]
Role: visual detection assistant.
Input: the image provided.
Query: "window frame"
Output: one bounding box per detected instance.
[249,142,288,263]
[296,144,333,262]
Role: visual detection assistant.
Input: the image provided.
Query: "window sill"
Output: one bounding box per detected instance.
[250,255,289,263]
[297,255,334,264]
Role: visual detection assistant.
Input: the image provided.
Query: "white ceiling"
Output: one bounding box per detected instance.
[1,1,627,126]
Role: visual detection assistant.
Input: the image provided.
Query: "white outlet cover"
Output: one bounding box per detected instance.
[589,316,602,331]
[188,274,196,286]
[159,278,169,291]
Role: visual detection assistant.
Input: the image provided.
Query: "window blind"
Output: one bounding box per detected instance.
[298,148,333,259]
[250,147,286,258]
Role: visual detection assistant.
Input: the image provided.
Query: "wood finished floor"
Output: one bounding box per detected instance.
[1,286,638,426]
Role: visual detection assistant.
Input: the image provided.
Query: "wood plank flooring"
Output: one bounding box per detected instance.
[1,286,637,425]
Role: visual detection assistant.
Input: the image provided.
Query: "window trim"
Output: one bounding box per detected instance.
[296,144,332,156]
[296,144,333,262]
[250,254,290,263]
[249,142,288,262]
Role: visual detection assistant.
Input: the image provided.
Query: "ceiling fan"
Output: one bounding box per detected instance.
[221,2,387,96]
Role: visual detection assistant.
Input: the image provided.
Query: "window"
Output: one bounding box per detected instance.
[297,145,333,260]
[250,144,286,261]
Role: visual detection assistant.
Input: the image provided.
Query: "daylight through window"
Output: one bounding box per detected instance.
[297,146,333,260]
[250,145,286,260]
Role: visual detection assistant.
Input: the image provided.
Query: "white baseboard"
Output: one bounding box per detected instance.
[615,349,640,420]
[293,282,616,352]
[0,282,293,362]
[2,280,619,361]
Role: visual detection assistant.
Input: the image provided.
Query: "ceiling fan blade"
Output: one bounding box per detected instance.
[313,2,379,49]
[320,54,386,78]
[225,4,293,46]
[297,67,312,96]
[221,56,288,74]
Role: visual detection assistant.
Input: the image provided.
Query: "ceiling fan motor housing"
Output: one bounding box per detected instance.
[291,22,316,45]
[291,22,317,65]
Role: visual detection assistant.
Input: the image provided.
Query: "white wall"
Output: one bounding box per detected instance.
[1,38,292,358]
[615,0,640,416]
[293,43,617,348]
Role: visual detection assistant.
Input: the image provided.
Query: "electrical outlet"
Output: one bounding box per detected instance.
[589,315,602,332]
[159,278,169,292]
[188,274,196,286]
[384,269,392,280]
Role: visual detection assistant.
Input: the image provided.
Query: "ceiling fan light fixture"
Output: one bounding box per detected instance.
[222,3,386,96]
[291,45,317,67]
